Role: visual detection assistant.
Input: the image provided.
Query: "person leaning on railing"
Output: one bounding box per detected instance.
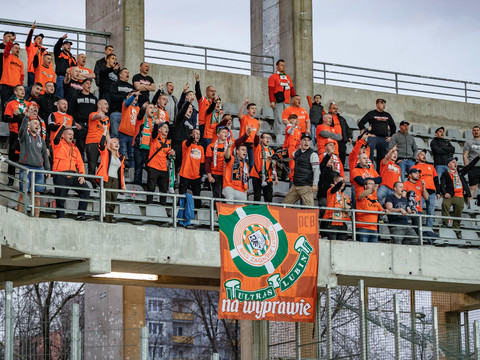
[51,117,90,220]
[95,125,125,223]
[439,155,480,238]
[17,103,50,217]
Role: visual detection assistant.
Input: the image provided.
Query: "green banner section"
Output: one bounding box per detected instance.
[224,236,313,302]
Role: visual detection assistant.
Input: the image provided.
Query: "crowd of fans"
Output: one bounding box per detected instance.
[1,24,480,241]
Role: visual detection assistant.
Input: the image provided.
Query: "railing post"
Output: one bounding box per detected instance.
[210,198,215,231]
[395,73,399,94]
[465,82,468,103]
[172,194,177,228]
[323,63,327,84]
[394,294,401,359]
[140,326,149,360]
[204,48,208,70]
[295,322,301,360]
[71,303,79,360]
[418,214,423,246]
[22,169,29,215]
[465,311,471,357]
[99,178,105,222]
[410,290,416,360]
[76,33,80,54]
[316,290,322,358]
[432,306,440,360]
[30,169,36,216]
[359,280,367,360]
[352,209,357,241]
[5,281,13,360]
[326,285,332,359]
[474,320,480,360]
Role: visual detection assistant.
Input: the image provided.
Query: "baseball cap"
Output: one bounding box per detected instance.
[300,133,312,140]
[416,149,427,157]
[435,126,445,133]
[157,121,168,129]
[376,98,386,104]
[408,168,421,175]
[63,40,73,46]
[400,120,410,126]
[34,33,44,39]
[325,138,336,145]
[447,157,458,164]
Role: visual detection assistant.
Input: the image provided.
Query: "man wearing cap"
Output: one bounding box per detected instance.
[440,155,480,235]
[25,21,46,87]
[358,98,396,171]
[463,126,480,197]
[283,133,320,206]
[53,34,77,98]
[389,120,417,182]
[430,126,454,179]
[403,167,429,234]
[412,149,440,228]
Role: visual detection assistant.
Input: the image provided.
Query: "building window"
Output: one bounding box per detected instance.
[148,298,163,312]
[173,325,183,336]
[149,345,163,359]
[148,321,163,336]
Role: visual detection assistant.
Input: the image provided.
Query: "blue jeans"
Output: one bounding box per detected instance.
[203,137,212,152]
[356,228,378,242]
[247,147,254,169]
[134,148,148,185]
[19,166,45,193]
[311,124,317,146]
[109,112,122,139]
[367,136,388,170]
[377,185,393,205]
[56,75,65,98]
[397,159,415,182]
[119,132,134,168]
[435,165,448,180]
[424,192,437,228]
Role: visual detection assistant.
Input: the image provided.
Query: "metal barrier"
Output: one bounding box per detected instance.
[313,61,480,103]
[0,18,111,56]
[1,156,479,246]
[144,39,275,75]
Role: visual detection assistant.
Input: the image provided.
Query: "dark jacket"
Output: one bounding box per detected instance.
[318,154,336,198]
[93,57,107,87]
[309,102,324,125]
[177,92,197,129]
[171,101,195,143]
[109,80,134,113]
[53,37,76,76]
[440,156,480,198]
[430,137,455,166]
[37,93,60,122]
[358,110,396,137]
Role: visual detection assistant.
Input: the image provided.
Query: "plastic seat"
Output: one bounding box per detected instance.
[439,228,457,239]
[119,203,141,216]
[145,204,168,218]
[0,122,9,137]
[414,137,426,149]
[232,118,240,129]
[446,129,462,140]
[260,121,271,132]
[451,141,462,155]
[261,107,274,120]
[231,130,239,139]
[425,151,434,164]
[410,124,428,137]
[464,130,473,140]
[222,103,239,116]
[274,134,285,146]
[461,230,479,241]
[273,181,290,197]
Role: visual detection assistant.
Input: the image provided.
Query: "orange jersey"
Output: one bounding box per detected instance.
[223,155,248,192]
[412,163,437,191]
[0,43,24,87]
[239,114,259,143]
[250,144,275,180]
[119,103,140,137]
[204,109,223,139]
[349,138,371,172]
[331,114,343,141]
[197,96,213,126]
[319,152,344,177]
[316,124,339,154]
[78,66,93,77]
[49,112,73,145]
[356,193,383,231]
[206,141,226,176]
[4,99,30,133]
[268,72,294,103]
[282,106,309,133]
[86,112,110,145]
[154,107,169,124]
[283,124,301,150]
[351,166,380,200]
[403,180,423,213]
[34,65,56,93]
[179,140,204,179]
[147,134,171,171]
[26,43,46,73]
[380,160,401,189]
[324,186,351,226]
[447,170,463,197]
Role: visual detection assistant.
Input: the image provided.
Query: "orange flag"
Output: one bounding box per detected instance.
[217,203,319,323]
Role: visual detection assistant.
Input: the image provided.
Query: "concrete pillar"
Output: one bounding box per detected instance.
[241,320,269,360]
[250,0,313,98]
[123,286,146,360]
[85,0,145,72]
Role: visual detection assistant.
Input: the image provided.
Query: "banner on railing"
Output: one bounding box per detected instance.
[216,204,319,322]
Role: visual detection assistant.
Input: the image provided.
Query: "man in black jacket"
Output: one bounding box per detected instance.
[440,155,480,236]
[430,126,455,179]
[94,45,114,87]
[358,98,396,170]
[328,102,352,165]
[36,81,59,124]
[109,68,133,139]
[53,34,76,98]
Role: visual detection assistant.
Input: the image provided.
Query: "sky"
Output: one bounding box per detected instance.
[2,0,480,82]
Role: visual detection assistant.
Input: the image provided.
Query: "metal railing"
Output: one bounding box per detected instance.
[144,39,275,75]
[1,156,479,247]
[313,61,480,103]
[0,18,111,56]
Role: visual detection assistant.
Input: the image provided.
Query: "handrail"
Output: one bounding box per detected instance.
[313,61,480,103]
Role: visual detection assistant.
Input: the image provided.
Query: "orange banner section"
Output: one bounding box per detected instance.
[217,204,319,323]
